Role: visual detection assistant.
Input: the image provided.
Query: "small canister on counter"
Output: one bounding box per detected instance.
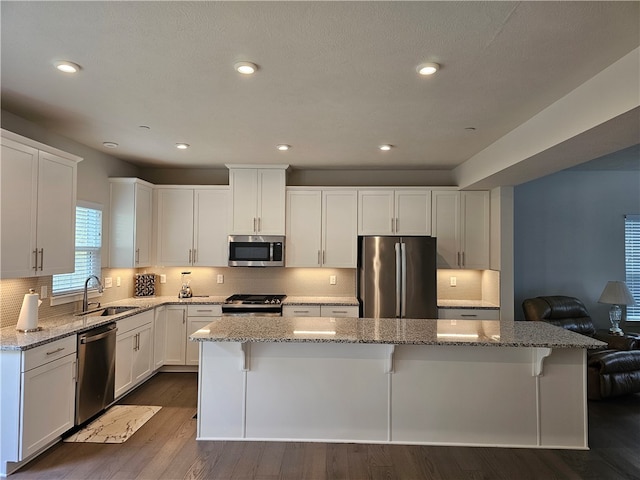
[135,273,156,297]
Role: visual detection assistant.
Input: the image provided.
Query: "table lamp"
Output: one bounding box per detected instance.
[598,281,636,336]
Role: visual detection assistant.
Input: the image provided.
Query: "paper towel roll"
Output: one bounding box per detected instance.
[16,289,42,332]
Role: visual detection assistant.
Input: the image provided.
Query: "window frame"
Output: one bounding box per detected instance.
[50,201,103,306]
[625,214,640,321]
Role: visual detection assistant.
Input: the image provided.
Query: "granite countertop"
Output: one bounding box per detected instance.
[0,295,227,351]
[437,300,500,309]
[283,296,359,306]
[190,316,607,349]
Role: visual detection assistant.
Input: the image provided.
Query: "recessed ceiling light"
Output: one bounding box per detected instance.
[276,144,291,151]
[103,142,118,148]
[379,144,393,151]
[175,143,190,150]
[234,62,258,75]
[54,61,81,74]
[416,62,440,76]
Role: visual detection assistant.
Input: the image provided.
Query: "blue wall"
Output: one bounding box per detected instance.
[514,168,640,328]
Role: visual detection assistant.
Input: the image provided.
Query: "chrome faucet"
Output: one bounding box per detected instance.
[83,275,104,312]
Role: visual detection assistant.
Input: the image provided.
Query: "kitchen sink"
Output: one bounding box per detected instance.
[77,306,138,317]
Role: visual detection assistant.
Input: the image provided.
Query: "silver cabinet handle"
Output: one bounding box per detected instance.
[196,309,213,313]
[395,218,399,233]
[253,218,257,233]
[391,218,395,233]
[135,248,140,264]
[46,347,65,355]
[294,310,310,314]
[317,250,321,265]
[183,310,186,324]
[193,249,197,264]
[39,248,44,271]
[188,249,192,264]
[332,310,348,314]
[461,252,465,267]
[322,250,326,264]
[457,252,461,267]
[461,314,478,318]
[33,249,38,272]
[257,217,261,232]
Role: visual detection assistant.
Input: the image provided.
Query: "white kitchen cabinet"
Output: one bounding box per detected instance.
[164,306,187,365]
[228,166,287,235]
[114,310,154,399]
[1,131,81,279]
[358,189,431,236]
[0,336,77,476]
[431,190,490,269]
[153,306,166,370]
[282,305,359,317]
[186,305,221,365]
[109,178,153,268]
[438,308,500,320]
[156,186,229,266]
[162,305,221,366]
[286,188,357,268]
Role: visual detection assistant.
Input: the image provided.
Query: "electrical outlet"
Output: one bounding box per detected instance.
[160,274,167,284]
[450,276,457,287]
[217,274,224,284]
[329,275,337,285]
[116,277,121,287]
[104,277,113,288]
[40,285,48,299]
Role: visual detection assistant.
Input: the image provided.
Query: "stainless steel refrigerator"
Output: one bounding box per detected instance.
[358,236,437,318]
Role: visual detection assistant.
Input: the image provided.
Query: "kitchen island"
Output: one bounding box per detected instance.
[190,316,605,450]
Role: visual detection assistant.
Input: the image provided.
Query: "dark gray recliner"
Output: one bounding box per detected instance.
[522,295,640,400]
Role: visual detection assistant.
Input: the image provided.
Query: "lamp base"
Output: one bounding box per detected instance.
[609,304,623,336]
[608,326,624,336]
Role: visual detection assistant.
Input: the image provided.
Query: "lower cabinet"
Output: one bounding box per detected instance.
[164,304,222,366]
[115,310,154,399]
[438,308,500,320]
[0,336,77,476]
[282,305,359,318]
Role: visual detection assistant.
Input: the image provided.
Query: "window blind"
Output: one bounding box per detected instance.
[52,206,102,296]
[625,214,640,321]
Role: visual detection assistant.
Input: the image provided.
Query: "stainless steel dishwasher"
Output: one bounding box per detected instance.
[76,322,117,425]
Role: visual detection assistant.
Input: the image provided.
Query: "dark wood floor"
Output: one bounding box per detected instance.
[12,373,640,480]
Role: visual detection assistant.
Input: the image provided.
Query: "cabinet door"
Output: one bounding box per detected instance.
[0,137,38,278]
[194,188,229,266]
[323,190,357,267]
[286,190,322,267]
[157,188,194,266]
[257,169,286,235]
[282,305,321,317]
[229,169,258,234]
[132,323,153,384]
[358,190,395,235]
[20,354,76,460]
[460,191,490,269]
[186,318,212,365]
[431,190,461,268]
[320,305,359,318]
[154,307,166,370]
[395,189,431,235]
[115,329,135,398]
[36,151,77,276]
[135,183,153,267]
[164,306,187,365]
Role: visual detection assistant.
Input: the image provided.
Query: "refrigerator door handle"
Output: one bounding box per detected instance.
[395,242,402,317]
[401,242,407,317]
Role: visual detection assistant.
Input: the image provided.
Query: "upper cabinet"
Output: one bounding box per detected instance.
[1,130,81,279]
[286,188,357,268]
[109,178,153,268]
[431,190,490,269]
[358,188,431,236]
[228,165,287,235]
[156,186,229,267]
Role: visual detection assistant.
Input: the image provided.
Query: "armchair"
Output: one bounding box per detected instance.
[522,295,640,400]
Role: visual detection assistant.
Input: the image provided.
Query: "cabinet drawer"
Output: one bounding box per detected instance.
[438,308,499,320]
[320,305,359,317]
[282,305,321,317]
[117,310,154,335]
[187,305,222,317]
[23,335,77,372]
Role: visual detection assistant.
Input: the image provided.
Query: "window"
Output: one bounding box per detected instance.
[625,214,640,321]
[52,204,102,297]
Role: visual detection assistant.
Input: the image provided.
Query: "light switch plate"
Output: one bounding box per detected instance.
[160,274,167,284]
[450,276,457,287]
[217,274,224,284]
[104,277,113,288]
[116,277,121,287]
[40,285,48,299]
[329,275,337,285]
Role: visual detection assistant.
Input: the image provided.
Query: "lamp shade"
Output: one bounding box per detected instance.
[598,281,636,306]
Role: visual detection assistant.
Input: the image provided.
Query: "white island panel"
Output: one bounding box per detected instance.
[245,342,388,441]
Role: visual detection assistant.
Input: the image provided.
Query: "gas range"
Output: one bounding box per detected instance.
[222,294,286,316]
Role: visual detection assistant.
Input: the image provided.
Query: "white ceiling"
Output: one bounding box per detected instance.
[1,1,639,174]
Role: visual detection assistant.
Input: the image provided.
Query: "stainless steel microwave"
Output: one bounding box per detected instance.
[228,235,285,267]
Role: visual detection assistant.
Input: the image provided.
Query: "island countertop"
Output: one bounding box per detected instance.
[189,316,606,349]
